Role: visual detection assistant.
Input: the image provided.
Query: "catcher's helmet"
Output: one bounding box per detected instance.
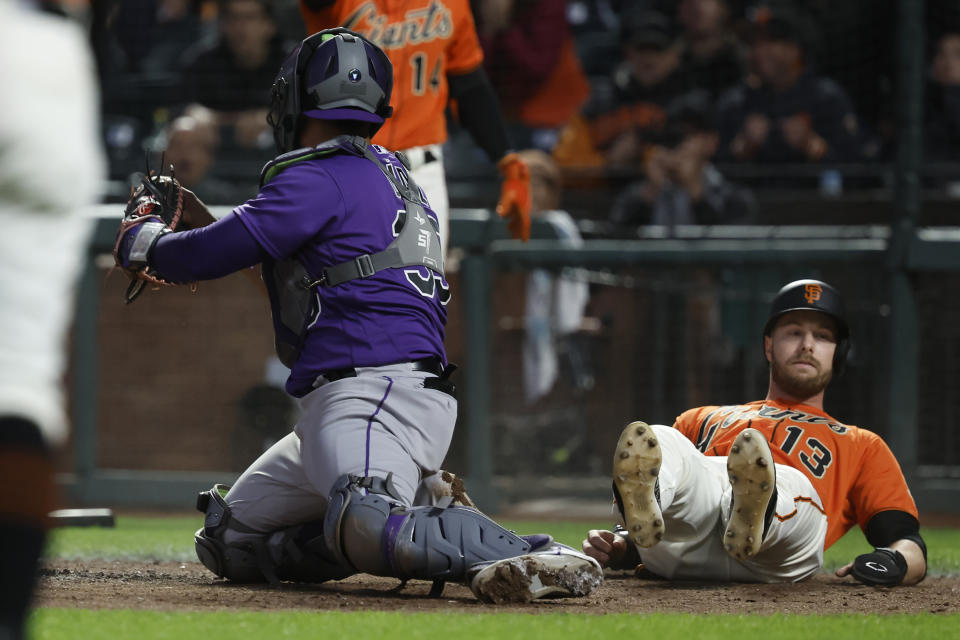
[267,28,394,153]
[763,279,850,374]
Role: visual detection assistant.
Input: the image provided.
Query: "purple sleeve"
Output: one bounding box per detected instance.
[233,161,343,259]
[150,211,268,283]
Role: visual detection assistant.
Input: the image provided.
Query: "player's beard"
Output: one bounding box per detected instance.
[770,356,833,399]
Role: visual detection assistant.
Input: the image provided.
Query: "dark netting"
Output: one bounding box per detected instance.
[915,272,960,469]
[90,2,960,224]
[478,262,893,488]
[923,0,960,201]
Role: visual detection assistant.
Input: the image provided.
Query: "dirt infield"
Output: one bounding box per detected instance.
[35,560,960,615]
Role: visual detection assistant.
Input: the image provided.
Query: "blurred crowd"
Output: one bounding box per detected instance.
[66,0,960,228]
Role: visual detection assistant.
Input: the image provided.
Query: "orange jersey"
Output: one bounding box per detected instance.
[300,0,484,150]
[673,399,918,549]
[512,36,590,128]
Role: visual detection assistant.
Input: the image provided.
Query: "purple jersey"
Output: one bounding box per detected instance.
[234,144,448,396]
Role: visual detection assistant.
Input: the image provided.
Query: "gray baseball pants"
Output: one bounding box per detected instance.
[223,362,457,533]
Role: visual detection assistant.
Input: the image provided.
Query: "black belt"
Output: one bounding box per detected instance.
[321,357,445,383]
[423,150,438,164]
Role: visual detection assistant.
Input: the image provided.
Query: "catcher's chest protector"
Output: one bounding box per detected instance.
[263,136,444,368]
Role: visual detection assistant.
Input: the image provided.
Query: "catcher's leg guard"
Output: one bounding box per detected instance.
[723,428,778,561]
[323,474,532,581]
[194,484,351,584]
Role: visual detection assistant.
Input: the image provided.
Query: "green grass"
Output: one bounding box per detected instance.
[28,609,960,640]
[45,515,202,562]
[45,516,960,575]
[825,526,960,573]
[37,516,960,639]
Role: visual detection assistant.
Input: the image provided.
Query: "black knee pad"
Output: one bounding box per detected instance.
[266,520,354,583]
[194,527,265,583]
[195,483,352,584]
[194,484,267,583]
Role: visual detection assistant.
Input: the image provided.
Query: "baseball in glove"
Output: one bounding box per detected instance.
[112,165,185,304]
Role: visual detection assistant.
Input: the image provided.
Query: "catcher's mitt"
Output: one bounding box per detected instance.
[113,167,185,304]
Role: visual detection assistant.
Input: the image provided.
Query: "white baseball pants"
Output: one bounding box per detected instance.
[636,424,828,582]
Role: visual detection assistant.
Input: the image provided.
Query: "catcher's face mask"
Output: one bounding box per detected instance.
[267,29,394,154]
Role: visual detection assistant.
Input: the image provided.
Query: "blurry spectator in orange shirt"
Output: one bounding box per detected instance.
[610,90,755,230]
[553,9,688,170]
[474,0,591,152]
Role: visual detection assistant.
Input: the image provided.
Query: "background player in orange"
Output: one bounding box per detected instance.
[299,0,531,256]
[582,279,927,586]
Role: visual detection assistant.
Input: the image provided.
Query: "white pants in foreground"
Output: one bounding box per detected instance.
[0,209,93,445]
[635,425,827,583]
[0,2,104,445]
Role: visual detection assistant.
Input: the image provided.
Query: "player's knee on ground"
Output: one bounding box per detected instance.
[194,484,350,583]
[324,473,533,581]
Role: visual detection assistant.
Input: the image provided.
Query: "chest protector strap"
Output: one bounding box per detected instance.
[262,136,443,368]
[312,139,444,286]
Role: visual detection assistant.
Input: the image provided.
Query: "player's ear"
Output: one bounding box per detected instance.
[827,339,840,374]
[763,334,773,364]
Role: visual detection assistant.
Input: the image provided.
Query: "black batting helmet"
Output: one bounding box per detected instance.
[764,279,851,374]
[267,28,394,154]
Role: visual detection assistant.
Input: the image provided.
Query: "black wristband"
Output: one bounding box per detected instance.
[851,547,908,586]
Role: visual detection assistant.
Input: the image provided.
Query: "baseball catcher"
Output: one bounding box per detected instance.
[584,279,927,586]
[114,28,601,603]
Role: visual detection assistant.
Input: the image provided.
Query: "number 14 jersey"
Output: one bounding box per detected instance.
[300,0,484,151]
